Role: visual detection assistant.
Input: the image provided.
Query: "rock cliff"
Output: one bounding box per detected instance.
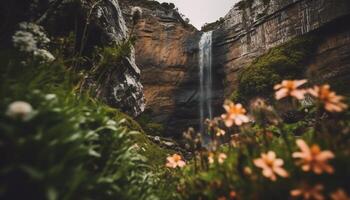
[117,0,350,137]
[90,0,145,116]
[120,0,210,137]
[212,0,350,96]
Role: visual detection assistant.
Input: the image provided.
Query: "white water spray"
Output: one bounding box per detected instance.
[199,31,213,134]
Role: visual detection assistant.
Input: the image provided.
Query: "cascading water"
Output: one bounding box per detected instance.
[198,31,213,135]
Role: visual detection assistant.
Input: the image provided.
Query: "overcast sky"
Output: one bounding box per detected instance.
[158,0,239,29]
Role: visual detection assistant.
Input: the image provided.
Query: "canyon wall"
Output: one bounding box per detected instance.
[120,0,206,137]
[118,0,350,137]
[213,0,350,96]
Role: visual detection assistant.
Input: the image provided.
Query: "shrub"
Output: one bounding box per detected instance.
[233,36,318,103]
[172,82,350,200]
[0,27,177,200]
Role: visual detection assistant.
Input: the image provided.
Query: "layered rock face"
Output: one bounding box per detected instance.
[117,0,350,137]
[213,0,350,96]
[120,0,216,137]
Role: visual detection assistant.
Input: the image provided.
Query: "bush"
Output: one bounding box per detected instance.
[174,84,350,200]
[233,36,318,103]
[137,113,165,136]
[0,28,177,200]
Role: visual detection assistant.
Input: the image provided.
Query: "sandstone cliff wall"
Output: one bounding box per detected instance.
[213,0,350,96]
[119,0,350,137]
[120,0,207,137]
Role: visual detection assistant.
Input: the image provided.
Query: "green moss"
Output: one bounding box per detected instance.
[102,107,170,166]
[233,36,319,103]
[137,113,165,136]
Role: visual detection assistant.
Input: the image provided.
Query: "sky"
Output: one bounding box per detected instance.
[157,0,239,29]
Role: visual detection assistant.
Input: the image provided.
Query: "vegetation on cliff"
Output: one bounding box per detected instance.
[232,36,319,103]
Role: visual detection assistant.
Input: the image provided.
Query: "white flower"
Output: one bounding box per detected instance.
[6,101,33,120]
[131,6,143,17]
[45,94,57,101]
[131,7,143,24]
[12,22,52,57]
[34,49,55,62]
[19,22,50,45]
[12,31,38,52]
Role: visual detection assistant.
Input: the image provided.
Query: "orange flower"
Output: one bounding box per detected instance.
[292,139,334,174]
[166,154,186,168]
[208,152,215,164]
[290,184,324,200]
[229,191,237,199]
[215,128,226,136]
[274,79,307,100]
[308,84,348,112]
[218,153,227,164]
[331,189,350,200]
[243,166,252,176]
[208,152,227,164]
[221,100,249,127]
[253,151,289,181]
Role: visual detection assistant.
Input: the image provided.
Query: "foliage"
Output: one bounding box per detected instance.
[232,36,318,103]
[137,113,165,136]
[0,25,177,200]
[91,40,133,83]
[172,82,350,200]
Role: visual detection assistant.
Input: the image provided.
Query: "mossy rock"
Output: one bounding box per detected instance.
[232,36,319,103]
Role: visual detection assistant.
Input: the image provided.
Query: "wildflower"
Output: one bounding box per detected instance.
[290,184,324,200]
[331,189,350,200]
[208,152,227,164]
[243,166,252,176]
[221,100,249,127]
[6,101,33,120]
[205,118,226,136]
[183,127,195,140]
[251,98,281,125]
[166,154,186,168]
[12,31,37,52]
[131,7,143,25]
[274,79,307,100]
[308,84,348,112]
[218,153,227,164]
[215,128,226,136]
[231,134,242,147]
[34,49,55,62]
[208,152,215,164]
[45,94,57,101]
[292,139,334,174]
[229,191,237,199]
[253,151,289,181]
[12,22,54,63]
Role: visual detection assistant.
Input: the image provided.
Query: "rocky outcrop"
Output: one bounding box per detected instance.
[91,0,145,116]
[213,0,350,96]
[0,0,145,117]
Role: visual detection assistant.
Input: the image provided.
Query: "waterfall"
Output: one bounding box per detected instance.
[198,31,213,134]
